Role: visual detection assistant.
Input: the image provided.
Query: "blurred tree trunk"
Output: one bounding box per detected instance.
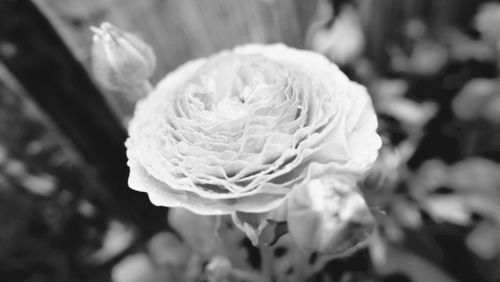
[0,0,166,236]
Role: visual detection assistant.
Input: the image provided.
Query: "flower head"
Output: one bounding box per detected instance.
[126,44,381,219]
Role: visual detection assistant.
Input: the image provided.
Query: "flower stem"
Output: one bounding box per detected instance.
[259,241,273,282]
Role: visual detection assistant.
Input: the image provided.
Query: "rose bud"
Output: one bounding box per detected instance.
[91,22,156,92]
[287,173,375,256]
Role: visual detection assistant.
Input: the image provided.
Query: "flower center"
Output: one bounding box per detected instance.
[183,54,288,122]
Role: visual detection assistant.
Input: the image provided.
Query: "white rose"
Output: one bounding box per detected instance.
[126,44,381,216]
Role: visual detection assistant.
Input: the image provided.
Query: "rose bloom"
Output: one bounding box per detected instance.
[126,44,381,217]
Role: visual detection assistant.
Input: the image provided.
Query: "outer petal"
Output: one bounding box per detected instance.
[128,158,286,215]
[342,82,382,173]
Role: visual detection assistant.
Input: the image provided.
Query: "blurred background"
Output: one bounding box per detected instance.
[1,0,500,281]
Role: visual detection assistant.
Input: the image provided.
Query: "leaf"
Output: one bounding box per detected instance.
[111,253,157,282]
[370,237,457,282]
[260,220,288,246]
[230,212,268,246]
[422,196,471,225]
[466,222,500,260]
[147,232,191,268]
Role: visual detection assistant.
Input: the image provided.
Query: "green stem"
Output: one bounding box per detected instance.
[259,242,273,282]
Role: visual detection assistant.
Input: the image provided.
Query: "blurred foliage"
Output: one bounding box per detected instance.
[0,65,135,281]
[2,0,500,281]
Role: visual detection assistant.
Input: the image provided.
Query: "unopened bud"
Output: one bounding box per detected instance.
[91,22,156,91]
[287,176,375,256]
